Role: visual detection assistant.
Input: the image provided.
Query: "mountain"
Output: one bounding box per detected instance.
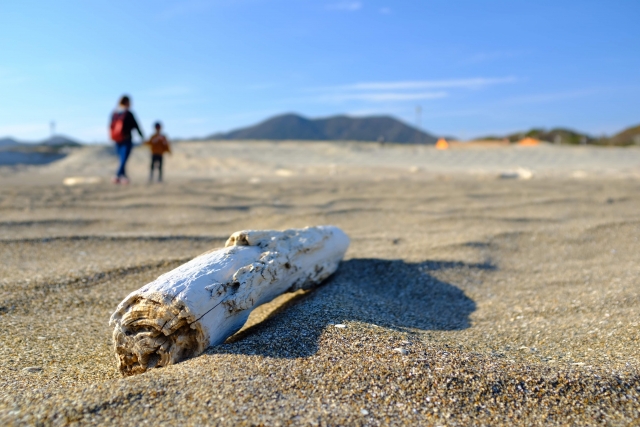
[315,115,437,143]
[208,113,438,144]
[39,134,82,147]
[214,114,326,141]
[607,124,640,146]
[0,135,82,149]
[0,137,23,149]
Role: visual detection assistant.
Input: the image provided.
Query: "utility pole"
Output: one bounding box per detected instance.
[415,105,422,144]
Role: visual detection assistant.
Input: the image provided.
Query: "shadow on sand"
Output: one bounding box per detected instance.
[207,258,492,359]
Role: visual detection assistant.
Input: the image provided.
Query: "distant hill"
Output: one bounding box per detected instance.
[476,125,640,146]
[39,134,82,147]
[607,124,640,146]
[0,134,82,166]
[0,137,23,148]
[518,128,597,144]
[476,128,597,144]
[208,113,438,144]
[0,135,82,149]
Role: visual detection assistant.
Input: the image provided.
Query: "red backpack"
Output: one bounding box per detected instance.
[110,111,126,143]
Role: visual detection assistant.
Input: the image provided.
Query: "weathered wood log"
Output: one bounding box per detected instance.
[109,226,349,376]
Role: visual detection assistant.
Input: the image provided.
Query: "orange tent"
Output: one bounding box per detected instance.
[518,137,540,146]
[435,138,449,150]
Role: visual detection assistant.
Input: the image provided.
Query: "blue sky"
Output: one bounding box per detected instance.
[1,0,639,142]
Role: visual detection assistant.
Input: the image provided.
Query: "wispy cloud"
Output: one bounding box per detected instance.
[319,91,448,102]
[343,107,407,117]
[501,88,603,105]
[326,2,362,11]
[331,77,517,91]
[379,7,391,14]
[307,77,516,104]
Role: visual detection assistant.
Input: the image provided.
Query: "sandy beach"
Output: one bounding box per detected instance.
[1,141,639,425]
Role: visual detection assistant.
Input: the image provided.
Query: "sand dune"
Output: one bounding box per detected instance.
[2,141,640,185]
[0,142,639,425]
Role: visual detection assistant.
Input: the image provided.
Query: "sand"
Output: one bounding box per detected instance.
[0,141,639,425]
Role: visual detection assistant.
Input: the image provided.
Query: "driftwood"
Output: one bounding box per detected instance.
[109,226,349,376]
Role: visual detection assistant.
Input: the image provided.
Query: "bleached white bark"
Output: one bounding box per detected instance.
[109,226,349,376]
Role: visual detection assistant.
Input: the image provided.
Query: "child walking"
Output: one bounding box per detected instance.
[144,122,171,182]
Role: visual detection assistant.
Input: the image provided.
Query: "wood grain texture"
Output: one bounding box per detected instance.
[109,226,349,376]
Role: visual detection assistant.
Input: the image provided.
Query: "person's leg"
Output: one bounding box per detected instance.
[158,155,163,182]
[118,141,133,183]
[151,155,161,181]
[149,156,155,181]
[116,143,127,178]
[113,144,121,182]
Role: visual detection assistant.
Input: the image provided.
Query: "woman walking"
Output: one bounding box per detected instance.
[109,95,144,184]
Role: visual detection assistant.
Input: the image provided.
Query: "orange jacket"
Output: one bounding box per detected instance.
[144,133,171,155]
